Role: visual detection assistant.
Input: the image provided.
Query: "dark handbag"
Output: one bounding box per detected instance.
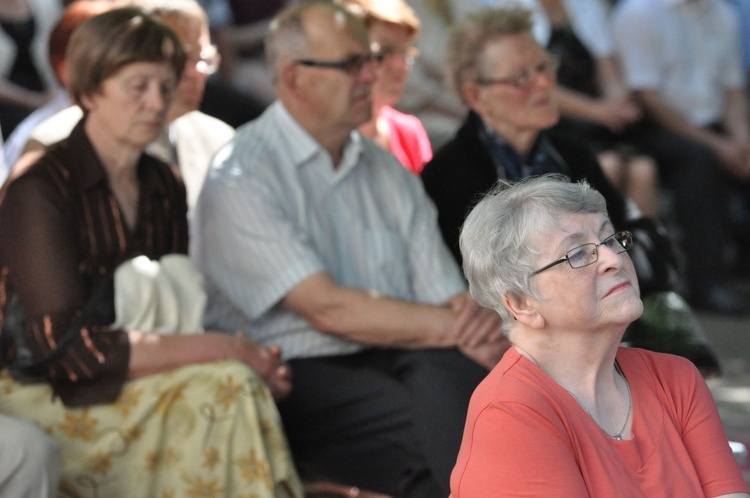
[1,275,115,382]
[621,216,680,294]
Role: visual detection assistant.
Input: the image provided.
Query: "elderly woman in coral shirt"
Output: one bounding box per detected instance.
[452,174,749,498]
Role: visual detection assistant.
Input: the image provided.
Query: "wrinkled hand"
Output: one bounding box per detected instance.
[229,332,292,401]
[460,337,511,371]
[304,481,391,498]
[714,138,750,180]
[447,292,504,347]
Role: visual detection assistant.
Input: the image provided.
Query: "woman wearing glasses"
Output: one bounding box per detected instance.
[452,174,749,497]
[422,6,632,269]
[338,0,433,174]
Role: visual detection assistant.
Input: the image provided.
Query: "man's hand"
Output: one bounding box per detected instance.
[444,293,509,370]
[304,481,392,498]
[460,338,511,371]
[227,333,293,401]
[446,292,504,347]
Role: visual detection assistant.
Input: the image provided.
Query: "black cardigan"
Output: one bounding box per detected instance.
[421,111,628,267]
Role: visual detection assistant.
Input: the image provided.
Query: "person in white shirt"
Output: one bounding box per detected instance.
[191,2,508,495]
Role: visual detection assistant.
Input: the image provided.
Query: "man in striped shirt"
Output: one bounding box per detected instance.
[191,2,508,496]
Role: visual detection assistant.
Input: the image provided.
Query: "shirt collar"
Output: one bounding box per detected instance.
[55,117,169,199]
[273,101,364,178]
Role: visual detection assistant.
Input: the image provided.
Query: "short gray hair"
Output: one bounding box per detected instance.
[445,5,533,101]
[459,174,608,333]
[265,1,366,83]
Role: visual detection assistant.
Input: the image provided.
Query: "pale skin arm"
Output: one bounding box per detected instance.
[0,79,49,110]
[555,54,641,132]
[282,272,507,365]
[127,331,292,400]
[555,86,639,133]
[595,55,632,101]
[722,88,750,144]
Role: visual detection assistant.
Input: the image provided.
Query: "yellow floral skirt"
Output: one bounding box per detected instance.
[0,361,304,498]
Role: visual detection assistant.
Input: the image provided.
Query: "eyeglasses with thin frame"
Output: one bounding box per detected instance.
[476,56,560,89]
[372,44,420,68]
[186,44,221,75]
[294,52,383,75]
[531,231,634,276]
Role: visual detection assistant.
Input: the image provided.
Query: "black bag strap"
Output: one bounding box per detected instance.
[2,274,114,381]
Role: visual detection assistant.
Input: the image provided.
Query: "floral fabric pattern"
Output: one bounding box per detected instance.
[0,361,304,498]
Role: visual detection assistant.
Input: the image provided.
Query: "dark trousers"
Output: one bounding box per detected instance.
[277,348,488,497]
[623,123,731,292]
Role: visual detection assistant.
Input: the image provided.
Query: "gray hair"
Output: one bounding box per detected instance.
[118,0,207,25]
[459,174,608,333]
[445,5,533,102]
[265,1,367,83]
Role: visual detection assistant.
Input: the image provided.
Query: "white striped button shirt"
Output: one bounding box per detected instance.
[191,102,466,359]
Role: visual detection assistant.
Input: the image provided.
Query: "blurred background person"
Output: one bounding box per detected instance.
[2,0,112,176]
[0,0,62,140]
[0,8,302,496]
[495,0,659,217]
[396,0,467,149]
[339,0,432,174]
[16,0,235,212]
[612,0,750,314]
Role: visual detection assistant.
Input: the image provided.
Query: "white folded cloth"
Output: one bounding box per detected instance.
[111,254,205,334]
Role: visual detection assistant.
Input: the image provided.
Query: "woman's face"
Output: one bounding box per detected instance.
[528,212,643,334]
[368,20,414,109]
[166,16,212,121]
[466,33,559,142]
[82,61,176,149]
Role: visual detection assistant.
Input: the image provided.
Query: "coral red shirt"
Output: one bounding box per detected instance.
[380,105,432,175]
[451,346,749,497]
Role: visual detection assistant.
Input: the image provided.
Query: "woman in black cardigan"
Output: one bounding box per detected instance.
[420,6,725,374]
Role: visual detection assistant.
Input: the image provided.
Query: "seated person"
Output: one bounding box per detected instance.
[452,174,749,497]
[191,2,507,496]
[0,414,59,497]
[500,0,659,217]
[0,8,301,497]
[339,0,432,174]
[0,123,59,498]
[2,0,112,174]
[613,0,750,313]
[422,6,637,271]
[14,0,235,212]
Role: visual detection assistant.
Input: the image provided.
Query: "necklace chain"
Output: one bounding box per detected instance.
[519,348,632,440]
[569,362,632,440]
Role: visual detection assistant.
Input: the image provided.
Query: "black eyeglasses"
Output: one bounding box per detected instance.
[477,57,560,89]
[531,231,634,276]
[294,53,383,75]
